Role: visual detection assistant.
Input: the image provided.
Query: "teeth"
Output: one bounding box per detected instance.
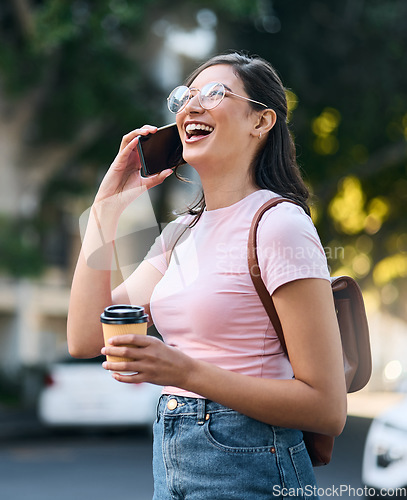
[186,123,214,134]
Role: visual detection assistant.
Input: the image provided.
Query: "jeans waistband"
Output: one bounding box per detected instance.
[157,395,234,424]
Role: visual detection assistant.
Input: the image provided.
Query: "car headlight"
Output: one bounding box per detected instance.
[374,444,404,468]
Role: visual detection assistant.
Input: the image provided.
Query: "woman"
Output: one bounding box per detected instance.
[67,52,346,499]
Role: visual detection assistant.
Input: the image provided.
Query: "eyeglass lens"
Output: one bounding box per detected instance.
[167,82,225,113]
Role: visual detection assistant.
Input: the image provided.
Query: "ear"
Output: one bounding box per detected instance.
[252,109,277,138]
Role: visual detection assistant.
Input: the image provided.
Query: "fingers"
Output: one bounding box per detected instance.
[106,333,152,347]
[101,337,153,384]
[102,358,147,384]
[119,125,157,153]
[114,134,141,169]
[105,124,173,195]
[144,168,174,189]
[102,359,139,373]
[101,336,193,388]
[115,125,168,173]
[111,372,144,384]
[101,346,145,379]
[101,333,154,361]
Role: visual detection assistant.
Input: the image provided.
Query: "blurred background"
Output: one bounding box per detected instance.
[0,0,406,498]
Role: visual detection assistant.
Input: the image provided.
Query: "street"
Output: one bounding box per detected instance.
[0,416,371,500]
[0,427,155,500]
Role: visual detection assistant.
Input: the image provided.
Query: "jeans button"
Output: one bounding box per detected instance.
[167,398,178,410]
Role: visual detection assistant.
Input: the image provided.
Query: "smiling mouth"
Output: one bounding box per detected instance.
[185,123,214,140]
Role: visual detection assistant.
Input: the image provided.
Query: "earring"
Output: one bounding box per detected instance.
[258,132,262,140]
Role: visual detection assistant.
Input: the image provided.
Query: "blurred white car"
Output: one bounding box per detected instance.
[362,396,407,492]
[38,356,162,428]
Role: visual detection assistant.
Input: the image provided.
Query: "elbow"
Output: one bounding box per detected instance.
[304,386,347,436]
[332,390,348,437]
[319,397,347,437]
[67,322,102,360]
[66,321,85,359]
[67,335,89,359]
[335,401,348,436]
[67,341,102,360]
[67,333,101,359]
[326,410,347,437]
[68,344,90,359]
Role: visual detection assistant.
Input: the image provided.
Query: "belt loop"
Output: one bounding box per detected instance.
[197,398,206,425]
[156,395,164,422]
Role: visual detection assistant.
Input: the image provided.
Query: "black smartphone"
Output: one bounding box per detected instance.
[137,123,185,176]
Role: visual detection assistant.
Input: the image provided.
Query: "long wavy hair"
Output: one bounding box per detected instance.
[175,52,310,220]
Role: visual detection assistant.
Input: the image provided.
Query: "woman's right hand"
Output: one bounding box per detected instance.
[94,125,173,212]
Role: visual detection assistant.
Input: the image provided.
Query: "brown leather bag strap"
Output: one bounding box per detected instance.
[248,197,303,357]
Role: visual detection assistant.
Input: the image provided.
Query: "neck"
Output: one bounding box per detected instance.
[198,166,259,211]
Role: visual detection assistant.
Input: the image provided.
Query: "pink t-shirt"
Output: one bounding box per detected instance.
[144,190,330,398]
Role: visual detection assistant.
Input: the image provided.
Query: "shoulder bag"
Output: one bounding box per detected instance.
[247,197,372,466]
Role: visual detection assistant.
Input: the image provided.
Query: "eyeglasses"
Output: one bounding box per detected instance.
[167,81,268,114]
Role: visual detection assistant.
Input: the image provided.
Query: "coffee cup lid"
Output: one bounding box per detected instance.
[100,304,149,324]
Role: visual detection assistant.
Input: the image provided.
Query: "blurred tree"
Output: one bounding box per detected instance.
[221,0,407,320]
[0,0,153,274]
[0,0,255,276]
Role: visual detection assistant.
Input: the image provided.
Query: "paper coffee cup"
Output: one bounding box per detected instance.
[100,305,149,373]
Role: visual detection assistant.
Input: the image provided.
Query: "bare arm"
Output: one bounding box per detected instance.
[184,278,347,435]
[68,245,163,358]
[67,126,173,358]
[102,278,347,436]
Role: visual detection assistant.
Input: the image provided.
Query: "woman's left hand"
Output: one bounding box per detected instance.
[101,335,194,387]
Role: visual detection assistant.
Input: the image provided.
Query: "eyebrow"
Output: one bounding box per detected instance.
[188,82,234,92]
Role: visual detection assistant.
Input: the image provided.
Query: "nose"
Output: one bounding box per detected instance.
[183,90,203,114]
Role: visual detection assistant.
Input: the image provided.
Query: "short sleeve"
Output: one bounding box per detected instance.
[257,202,330,295]
[144,214,193,275]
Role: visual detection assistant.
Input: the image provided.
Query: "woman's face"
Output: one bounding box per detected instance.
[175,64,261,172]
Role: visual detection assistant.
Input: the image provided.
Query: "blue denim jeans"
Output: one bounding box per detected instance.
[152,395,319,499]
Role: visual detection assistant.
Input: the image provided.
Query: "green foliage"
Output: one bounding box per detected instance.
[0,217,44,277]
[220,0,407,316]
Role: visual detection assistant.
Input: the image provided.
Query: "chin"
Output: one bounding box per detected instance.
[184,139,219,161]
[183,151,217,171]
[182,148,206,166]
